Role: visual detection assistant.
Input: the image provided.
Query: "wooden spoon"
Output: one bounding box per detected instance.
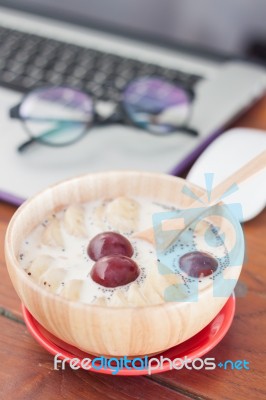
[133,150,266,248]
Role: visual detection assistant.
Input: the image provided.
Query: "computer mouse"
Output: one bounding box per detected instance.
[187,128,266,222]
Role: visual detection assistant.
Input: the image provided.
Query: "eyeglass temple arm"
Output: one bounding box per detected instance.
[17,122,80,153]
[16,119,90,152]
[17,138,36,153]
[180,127,198,136]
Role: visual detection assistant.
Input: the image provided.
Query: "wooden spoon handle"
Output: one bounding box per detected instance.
[134,150,266,245]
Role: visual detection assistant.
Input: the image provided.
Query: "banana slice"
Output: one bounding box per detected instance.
[26,255,54,282]
[143,264,180,301]
[60,279,83,301]
[93,204,105,229]
[64,204,87,237]
[40,268,67,293]
[140,280,164,305]
[105,197,140,233]
[93,297,107,306]
[41,219,64,247]
[151,265,188,302]
[127,282,147,306]
[109,290,127,306]
[163,283,189,303]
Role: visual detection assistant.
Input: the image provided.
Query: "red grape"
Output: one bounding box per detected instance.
[179,251,218,278]
[87,231,134,261]
[90,255,140,288]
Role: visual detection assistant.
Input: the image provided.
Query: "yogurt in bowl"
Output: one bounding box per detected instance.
[5,171,244,357]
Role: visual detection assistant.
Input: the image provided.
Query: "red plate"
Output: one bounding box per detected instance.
[22,293,235,376]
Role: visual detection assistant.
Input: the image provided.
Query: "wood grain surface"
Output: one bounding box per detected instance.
[1,96,266,400]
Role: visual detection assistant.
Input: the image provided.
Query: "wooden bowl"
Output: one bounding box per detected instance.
[5,171,244,357]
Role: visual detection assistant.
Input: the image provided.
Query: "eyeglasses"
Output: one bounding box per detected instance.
[10,76,198,152]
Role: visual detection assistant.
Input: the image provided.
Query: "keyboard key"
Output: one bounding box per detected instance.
[114,77,127,90]
[45,71,63,85]
[1,71,17,83]
[53,61,69,73]
[93,72,107,84]
[72,66,88,79]
[21,76,39,89]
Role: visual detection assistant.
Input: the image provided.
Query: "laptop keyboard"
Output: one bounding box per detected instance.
[0,26,203,101]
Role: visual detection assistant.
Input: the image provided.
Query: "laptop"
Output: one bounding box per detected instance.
[0,0,265,204]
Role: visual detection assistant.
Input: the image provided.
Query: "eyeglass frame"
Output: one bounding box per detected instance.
[9,77,198,153]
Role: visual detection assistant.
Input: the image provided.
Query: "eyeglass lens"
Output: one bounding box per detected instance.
[122,77,192,134]
[19,87,94,145]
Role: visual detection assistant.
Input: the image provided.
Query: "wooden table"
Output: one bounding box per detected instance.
[1,97,266,400]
